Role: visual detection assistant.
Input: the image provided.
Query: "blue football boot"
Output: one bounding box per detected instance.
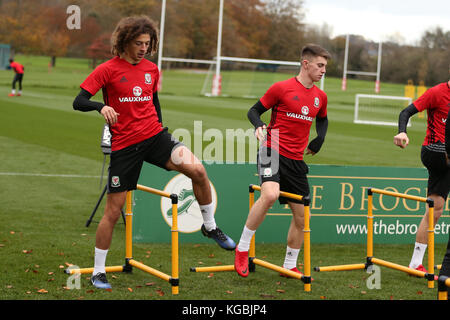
[201,225,236,251]
[91,272,112,290]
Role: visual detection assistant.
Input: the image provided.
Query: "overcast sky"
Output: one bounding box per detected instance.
[302,0,450,45]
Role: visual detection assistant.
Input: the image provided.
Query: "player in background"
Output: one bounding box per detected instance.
[234,44,330,278]
[394,80,450,273]
[8,58,24,96]
[73,16,235,290]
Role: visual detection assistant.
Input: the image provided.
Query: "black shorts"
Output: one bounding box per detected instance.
[421,146,450,200]
[107,127,182,193]
[13,73,23,84]
[257,146,309,204]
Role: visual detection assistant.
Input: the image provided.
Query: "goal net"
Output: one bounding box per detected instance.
[201,57,301,98]
[354,94,412,126]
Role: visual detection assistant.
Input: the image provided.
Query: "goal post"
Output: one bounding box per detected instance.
[201,56,325,98]
[342,34,382,93]
[354,94,412,126]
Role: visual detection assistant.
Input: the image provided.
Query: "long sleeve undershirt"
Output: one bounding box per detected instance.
[397,103,418,133]
[73,88,163,123]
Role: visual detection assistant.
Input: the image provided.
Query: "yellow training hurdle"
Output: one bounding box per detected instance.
[315,187,436,289]
[438,275,450,300]
[191,184,312,292]
[66,184,180,294]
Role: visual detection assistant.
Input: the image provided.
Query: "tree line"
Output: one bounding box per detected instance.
[0,0,448,85]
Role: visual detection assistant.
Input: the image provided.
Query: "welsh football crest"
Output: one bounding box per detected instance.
[111,176,120,187]
[314,97,320,108]
[145,73,152,84]
[161,173,217,233]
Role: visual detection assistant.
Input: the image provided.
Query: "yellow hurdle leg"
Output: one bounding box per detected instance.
[125,191,133,260]
[427,205,434,289]
[303,202,311,292]
[367,192,374,258]
[66,265,124,275]
[171,198,179,295]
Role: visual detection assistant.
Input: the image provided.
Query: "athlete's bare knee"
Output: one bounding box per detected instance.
[261,190,279,206]
[189,164,208,184]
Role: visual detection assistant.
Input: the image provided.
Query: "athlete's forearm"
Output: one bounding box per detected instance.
[73,89,105,112]
[153,91,162,123]
[398,104,418,133]
[315,115,328,139]
[307,116,328,153]
[247,100,267,129]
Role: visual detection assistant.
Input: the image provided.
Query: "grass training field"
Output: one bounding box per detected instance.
[0,55,447,303]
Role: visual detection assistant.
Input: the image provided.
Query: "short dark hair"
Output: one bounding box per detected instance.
[9,58,13,63]
[111,15,159,56]
[301,44,331,61]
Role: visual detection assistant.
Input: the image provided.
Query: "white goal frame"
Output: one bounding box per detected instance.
[342,34,382,93]
[156,0,324,96]
[354,94,412,126]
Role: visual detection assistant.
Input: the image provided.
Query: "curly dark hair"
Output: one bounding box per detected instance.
[111,16,159,56]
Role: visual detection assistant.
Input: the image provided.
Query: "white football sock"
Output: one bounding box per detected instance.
[200,202,216,231]
[283,246,300,269]
[93,247,108,275]
[409,242,427,269]
[237,226,256,252]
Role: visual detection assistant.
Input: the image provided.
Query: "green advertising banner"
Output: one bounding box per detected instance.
[133,163,450,244]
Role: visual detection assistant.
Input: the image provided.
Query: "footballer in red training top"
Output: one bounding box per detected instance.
[234,44,331,279]
[80,56,162,151]
[260,77,327,160]
[8,58,24,96]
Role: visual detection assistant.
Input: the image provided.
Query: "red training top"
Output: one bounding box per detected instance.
[81,56,162,151]
[10,61,24,74]
[413,82,450,146]
[260,77,328,160]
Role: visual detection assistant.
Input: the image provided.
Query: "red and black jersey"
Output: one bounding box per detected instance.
[10,61,24,74]
[414,82,450,146]
[81,56,162,151]
[260,77,327,160]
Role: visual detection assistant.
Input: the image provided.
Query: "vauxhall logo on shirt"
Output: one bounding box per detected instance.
[286,105,314,122]
[118,86,152,102]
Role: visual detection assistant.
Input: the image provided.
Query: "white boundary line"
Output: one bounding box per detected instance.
[0,172,101,178]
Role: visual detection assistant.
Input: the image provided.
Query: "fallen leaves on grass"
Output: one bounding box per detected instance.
[276,289,285,293]
[127,288,133,292]
[156,289,164,296]
[37,289,48,294]
[22,249,32,254]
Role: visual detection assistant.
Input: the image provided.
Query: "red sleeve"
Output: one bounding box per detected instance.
[318,92,328,118]
[10,62,18,72]
[80,63,110,96]
[260,82,282,109]
[414,86,436,112]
